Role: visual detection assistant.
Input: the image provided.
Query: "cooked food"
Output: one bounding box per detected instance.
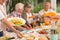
[38,29,48,34]
[8,17,25,26]
[0,36,9,40]
[10,18,22,26]
[38,36,48,40]
[26,37,34,40]
[43,12,56,17]
[24,34,35,40]
[29,16,34,18]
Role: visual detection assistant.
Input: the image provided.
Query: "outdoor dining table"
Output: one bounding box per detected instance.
[0,25,58,40]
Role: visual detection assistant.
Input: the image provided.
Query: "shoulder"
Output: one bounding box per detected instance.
[11,11,16,14]
[22,12,27,15]
[38,9,44,16]
[38,9,44,14]
[49,9,56,13]
[10,11,18,15]
[8,11,16,16]
[39,9,43,13]
[0,10,5,19]
[49,9,54,12]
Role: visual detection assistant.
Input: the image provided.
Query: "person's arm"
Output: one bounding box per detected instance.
[51,15,60,20]
[1,18,23,38]
[2,18,18,33]
[38,10,43,19]
[22,13,32,29]
[0,9,23,38]
[26,21,32,28]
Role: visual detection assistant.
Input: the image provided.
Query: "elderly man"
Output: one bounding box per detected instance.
[0,0,23,38]
[8,3,31,30]
[38,2,56,16]
[38,2,59,25]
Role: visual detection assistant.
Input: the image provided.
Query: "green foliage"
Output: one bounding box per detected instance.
[57,4,60,13]
[6,0,44,13]
[7,0,29,13]
[33,3,43,13]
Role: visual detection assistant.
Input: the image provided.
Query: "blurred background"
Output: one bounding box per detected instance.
[6,0,60,13]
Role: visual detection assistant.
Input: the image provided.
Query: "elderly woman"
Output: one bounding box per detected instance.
[8,3,31,30]
[8,3,24,18]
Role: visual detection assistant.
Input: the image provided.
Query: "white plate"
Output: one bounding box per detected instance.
[7,17,26,26]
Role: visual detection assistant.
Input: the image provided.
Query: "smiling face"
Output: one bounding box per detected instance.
[15,3,24,13]
[26,7,31,13]
[17,7,24,13]
[44,2,51,11]
[25,6,31,13]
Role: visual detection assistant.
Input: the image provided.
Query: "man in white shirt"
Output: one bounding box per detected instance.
[0,0,23,38]
[38,2,55,16]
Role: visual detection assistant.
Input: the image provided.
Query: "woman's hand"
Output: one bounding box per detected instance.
[16,32,23,38]
[26,27,32,30]
[29,16,35,18]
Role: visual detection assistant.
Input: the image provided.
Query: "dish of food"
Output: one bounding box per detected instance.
[22,34,49,40]
[37,29,50,34]
[25,36,35,40]
[7,17,26,26]
[38,36,48,40]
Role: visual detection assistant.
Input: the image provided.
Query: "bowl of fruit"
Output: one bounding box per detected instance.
[7,17,26,26]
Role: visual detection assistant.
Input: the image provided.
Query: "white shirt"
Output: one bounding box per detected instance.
[26,13,33,24]
[38,9,55,16]
[0,4,5,31]
[0,10,5,20]
[0,4,7,17]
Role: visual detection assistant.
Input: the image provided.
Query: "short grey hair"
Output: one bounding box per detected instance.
[15,3,24,11]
